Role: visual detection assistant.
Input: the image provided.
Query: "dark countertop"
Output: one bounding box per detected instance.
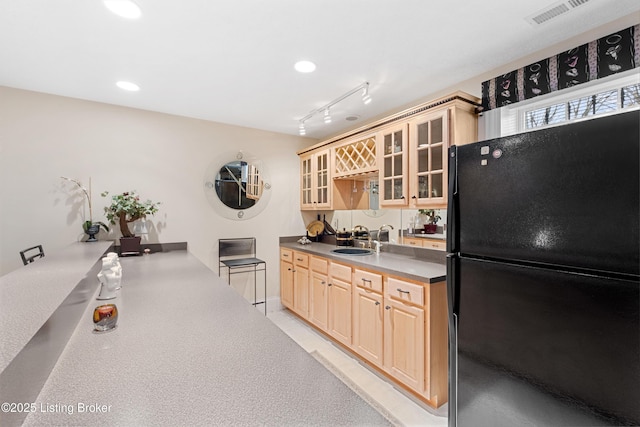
[280,241,446,283]
[22,250,392,427]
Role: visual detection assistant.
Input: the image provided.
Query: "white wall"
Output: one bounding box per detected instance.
[0,86,313,302]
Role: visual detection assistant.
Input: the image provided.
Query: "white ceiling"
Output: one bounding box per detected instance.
[1,1,639,139]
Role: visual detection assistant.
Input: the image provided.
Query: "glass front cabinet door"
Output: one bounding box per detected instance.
[300,149,331,210]
[378,123,409,207]
[408,109,449,208]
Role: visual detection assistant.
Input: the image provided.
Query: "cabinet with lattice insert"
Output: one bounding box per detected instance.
[333,134,377,178]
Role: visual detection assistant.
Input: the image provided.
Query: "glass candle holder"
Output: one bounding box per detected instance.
[93,304,118,332]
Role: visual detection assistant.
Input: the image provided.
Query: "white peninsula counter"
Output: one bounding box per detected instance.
[20,249,392,426]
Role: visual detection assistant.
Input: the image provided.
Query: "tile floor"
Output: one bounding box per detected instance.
[268,309,448,427]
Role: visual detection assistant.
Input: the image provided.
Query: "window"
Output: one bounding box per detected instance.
[493,70,640,138]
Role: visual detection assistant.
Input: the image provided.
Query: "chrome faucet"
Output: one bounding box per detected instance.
[378,224,394,242]
[353,225,371,249]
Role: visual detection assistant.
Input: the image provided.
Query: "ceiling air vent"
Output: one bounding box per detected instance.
[526,0,591,26]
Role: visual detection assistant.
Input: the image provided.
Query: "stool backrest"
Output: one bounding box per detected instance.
[219,238,256,260]
[20,245,45,265]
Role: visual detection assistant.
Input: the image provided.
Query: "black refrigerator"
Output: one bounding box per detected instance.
[446,110,640,426]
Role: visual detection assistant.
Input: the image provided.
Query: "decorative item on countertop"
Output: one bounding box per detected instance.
[297,236,312,245]
[96,257,121,300]
[419,209,442,234]
[105,252,123,289]
[60,176,110,242]
[102,190,160,256]
[93,304,118,332]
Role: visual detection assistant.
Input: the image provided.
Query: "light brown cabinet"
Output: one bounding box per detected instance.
[401,236,446,251]
[408,109,449,207]
[379,96,478,209]
[292,253,310,318]
[384,277,426,393]
[297,92,479,211]
[279,249,310,318]
[279,248,448,408]
[300,149,331,210]
[309,256,329,330]
[378,123,409,207]
[353,269,384,367]
[280,249,294,309]
[327,262,352,347]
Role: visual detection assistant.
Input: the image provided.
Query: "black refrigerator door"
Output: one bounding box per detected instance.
[453,110,639,276]
[454,257,640,427]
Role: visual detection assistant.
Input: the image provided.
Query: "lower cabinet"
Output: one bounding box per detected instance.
[292,253,309,318]
[280,251,294,310]
[353,285,384,367]
[328,262,352,347]
[280,248,448,408]
[383,296,425,393]
[309,257,329,330]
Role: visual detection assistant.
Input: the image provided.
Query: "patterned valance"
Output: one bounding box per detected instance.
[482,24,639,112]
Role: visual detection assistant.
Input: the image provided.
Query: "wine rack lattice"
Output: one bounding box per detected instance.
[334,137,377,178]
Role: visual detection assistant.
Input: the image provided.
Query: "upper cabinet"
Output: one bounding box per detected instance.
[300,149,331,210]
[298,91,479,211]
[378,123,409,206]
[407,109,449,208]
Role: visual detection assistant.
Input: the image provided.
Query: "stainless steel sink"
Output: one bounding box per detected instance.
[330,248,373,256]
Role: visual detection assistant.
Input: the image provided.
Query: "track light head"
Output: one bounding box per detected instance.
[362,85,372,105]
[324,109,332,124]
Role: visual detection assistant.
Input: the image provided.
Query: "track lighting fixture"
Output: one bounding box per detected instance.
[297,82,371,134]
[324,109,332,124]
[362,84,372,104]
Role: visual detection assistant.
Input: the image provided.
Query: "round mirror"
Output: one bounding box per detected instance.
[204,151,271,220]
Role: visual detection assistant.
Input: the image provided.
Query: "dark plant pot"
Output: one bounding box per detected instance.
[120,236,142,256]
[423,224,437,234]
[85,224,101,242]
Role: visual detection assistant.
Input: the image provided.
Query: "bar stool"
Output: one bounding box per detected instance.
[218,238,266,315]
[20,245,45,265]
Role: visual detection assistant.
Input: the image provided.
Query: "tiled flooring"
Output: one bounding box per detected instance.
[268,309,448,427]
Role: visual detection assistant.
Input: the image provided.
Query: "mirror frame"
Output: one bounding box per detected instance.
[203,150,271,220]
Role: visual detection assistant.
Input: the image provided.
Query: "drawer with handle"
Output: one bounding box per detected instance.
[353,269,383,293]
[293,252,309,268]
[386,277,425,306]
[280,248,293,262]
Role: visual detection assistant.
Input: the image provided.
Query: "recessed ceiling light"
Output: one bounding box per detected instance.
[294,60,316,73]
[103,0,142,19]
[116,81,140,91]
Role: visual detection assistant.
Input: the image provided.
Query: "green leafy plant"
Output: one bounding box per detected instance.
[418,209,441,225]
[102,190,160,238]
[61,176,110,233]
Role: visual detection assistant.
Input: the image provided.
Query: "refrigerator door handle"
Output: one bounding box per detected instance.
[447,146,459,253]
[446,253,460,427]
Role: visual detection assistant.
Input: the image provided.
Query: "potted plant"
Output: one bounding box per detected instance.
[102,190,160,256]
[61,176,109,242]
[418,209,441,234]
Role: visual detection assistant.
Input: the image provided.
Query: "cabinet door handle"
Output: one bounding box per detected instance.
[321,281,326,285]
[328,283,332,286]
[375,301,380,306]
[287,268,292,271]
[296,258,303,261]
[411,195,417,199]
[385,306,391,310]
[292,269,297,273]
[361,278,372,284]
[397,288,410,294]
